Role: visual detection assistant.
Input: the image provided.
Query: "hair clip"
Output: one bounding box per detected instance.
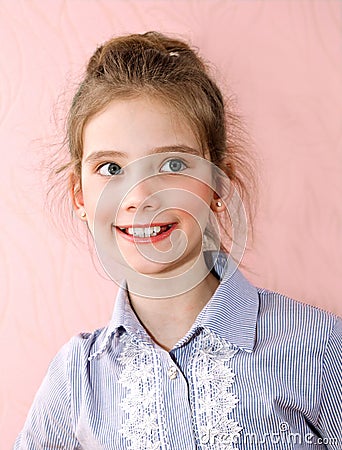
[169,51,179,57]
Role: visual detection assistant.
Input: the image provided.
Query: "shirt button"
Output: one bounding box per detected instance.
[167,366,178,380]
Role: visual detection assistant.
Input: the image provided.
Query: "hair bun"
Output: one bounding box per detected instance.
[86,31,205,78]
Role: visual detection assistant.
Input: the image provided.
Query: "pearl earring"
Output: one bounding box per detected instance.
[216,201,222,208]
[81,211,86,218]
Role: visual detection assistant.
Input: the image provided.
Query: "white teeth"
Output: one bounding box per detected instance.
[126,226,162,237]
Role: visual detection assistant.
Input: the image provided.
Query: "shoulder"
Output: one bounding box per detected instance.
[51,326,110,370]
[255,286,341,352]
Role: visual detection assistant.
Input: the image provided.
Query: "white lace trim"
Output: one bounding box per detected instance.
[118,333,166,450]
[118,329,241,449]
[192,328,242,449]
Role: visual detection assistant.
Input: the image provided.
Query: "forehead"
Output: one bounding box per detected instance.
[82,96,200,161]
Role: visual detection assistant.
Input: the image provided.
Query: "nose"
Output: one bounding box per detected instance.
[121,178,161,213]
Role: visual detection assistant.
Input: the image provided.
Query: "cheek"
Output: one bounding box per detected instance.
[196,184,214,204]
[176,187,213,232]
[179,181,217,238]
[182,179,214,210]
[81,177,114,231]
[153,178,213,227]
[186,177,212,195]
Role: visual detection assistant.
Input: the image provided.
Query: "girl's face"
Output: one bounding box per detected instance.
[73,96,222,280]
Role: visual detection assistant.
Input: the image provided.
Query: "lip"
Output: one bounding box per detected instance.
[114,222,177,244]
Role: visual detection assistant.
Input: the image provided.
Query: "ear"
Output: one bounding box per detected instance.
[69,172,87,221]
[210,192,225,213]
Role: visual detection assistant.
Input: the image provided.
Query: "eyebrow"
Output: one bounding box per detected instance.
[84,145,201,164]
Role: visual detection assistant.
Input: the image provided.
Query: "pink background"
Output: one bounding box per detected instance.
[1,0,341,447]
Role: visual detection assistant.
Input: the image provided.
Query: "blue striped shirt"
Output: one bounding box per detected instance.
[14,254,342,449]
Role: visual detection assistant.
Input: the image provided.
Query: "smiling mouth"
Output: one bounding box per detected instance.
[116,224,174,238]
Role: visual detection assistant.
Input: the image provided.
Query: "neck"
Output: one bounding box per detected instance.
[127,270,219,351]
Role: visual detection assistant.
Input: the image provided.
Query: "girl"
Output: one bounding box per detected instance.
[15,32,341,450]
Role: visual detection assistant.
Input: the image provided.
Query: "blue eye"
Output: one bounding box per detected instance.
[160,158,187,173]
[98,162,123,176]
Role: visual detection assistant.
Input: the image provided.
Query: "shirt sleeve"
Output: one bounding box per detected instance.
[13,343,80,450]
[317,317,342,450]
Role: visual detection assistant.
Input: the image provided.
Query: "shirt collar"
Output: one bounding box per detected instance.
[89,253,259,360]
[193,254,259,351]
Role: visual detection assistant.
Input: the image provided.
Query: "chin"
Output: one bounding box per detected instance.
[129,261,178,277]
